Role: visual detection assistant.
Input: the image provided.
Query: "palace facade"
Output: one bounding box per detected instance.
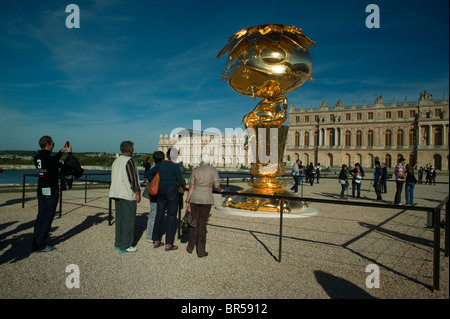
[286,91,449,170]
[158,91,449,171]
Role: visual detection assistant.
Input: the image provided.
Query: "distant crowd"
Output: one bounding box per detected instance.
[290,159,440,206]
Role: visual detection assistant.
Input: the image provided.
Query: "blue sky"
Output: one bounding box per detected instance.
[0,0,448,153]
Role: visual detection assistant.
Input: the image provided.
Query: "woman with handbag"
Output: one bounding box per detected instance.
[338,164,349,199]
[143,151,165,243]
[148,147,185,251]
[185,153,224,258]
[350,163,364,199]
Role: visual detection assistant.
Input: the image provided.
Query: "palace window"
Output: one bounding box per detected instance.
[386,111,391,119]
[345,113,351,121]
[315,115,319,123]
[397,129,404,146]
[385,130,392,146]
[409,129,415,146]
[410,110,416,117]
[295,132,300,147]
[345,131,351,147]
[304,115,309,122]
[304,132,310,146]
[329,130,335,146]
[385,154,392,168]
[397,111,403,118]
[434,127,443,145]
[295,116,300,123]
[368,112,374,120]
[357,113,362,120]
[367,130,374,147]
[434,109,442,117]
[356,130,362,146]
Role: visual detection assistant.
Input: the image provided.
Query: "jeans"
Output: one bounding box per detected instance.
[146,201,158,241]
[114,199,137,250]
[291,176,301,192]
[405,182,415,205]
[352,182,361,198]
[340,183,347,196]
[153,186,179,245]
[394,181,404,204]
[33,189,59,251]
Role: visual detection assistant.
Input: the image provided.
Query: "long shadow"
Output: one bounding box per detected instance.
[314,270,376,299]
[0,196,37,207]
[0,220,48,265]
[209,207,436,291]
[51,212,109,247]
[359,222,433,248]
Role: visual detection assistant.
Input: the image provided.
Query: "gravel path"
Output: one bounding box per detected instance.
[0,177,448,302]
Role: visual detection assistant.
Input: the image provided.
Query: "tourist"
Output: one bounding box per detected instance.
[308,162,315,186]
[149,147,185,251]
[350,163,364,199]
[393,157,406,205]
[185,153,224,257]
[109,141,141,253]
[431,166,437,185]
[338,164,349,199]
[315,163,322,184]
[381,162,388,193]
[32,136,71,253]
[404,163,417,206]
[417,167,423,184]
[373,160,383,202]
[425,165,432,185]
[143,151,165,243]
[290,159,302,194]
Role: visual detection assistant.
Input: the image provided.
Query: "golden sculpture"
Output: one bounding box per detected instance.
[216,24,315,213]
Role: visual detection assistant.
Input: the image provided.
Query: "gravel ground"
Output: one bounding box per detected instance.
[0,176,448,303]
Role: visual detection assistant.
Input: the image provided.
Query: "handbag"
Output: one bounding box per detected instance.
[183,210,196,227]
[148,163,161,196]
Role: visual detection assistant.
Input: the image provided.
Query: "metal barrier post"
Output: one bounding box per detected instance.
[22,174,26,208]
[109,198,113,226]
[278,198,284,263]
[84,174,88,203]
[59,181,63,218]
[433,207,440,291]
[445,202,449,257]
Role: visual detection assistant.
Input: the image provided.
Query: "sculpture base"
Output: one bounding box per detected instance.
[221,184,310,214]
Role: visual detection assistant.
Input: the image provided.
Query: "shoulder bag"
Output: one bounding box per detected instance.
[148,163,161,196]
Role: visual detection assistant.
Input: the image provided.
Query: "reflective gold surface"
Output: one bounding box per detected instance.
[216,24,315,101]
[217,24,314,213]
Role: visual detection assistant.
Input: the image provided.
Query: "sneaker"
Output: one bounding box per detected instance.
[35,245,55,253]
[119,246,137,253]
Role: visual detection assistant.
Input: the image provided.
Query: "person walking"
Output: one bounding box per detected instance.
[417,167,423,184]
[315,163,322,184]
[373,160,383,202]
[32,136,71,253]
[338,164,348,199]
[109,141,141,253]
[143,151,165,243]
[350,163,364,199]
[290,159,302,194]
[393,157,406,205]
[185,153,224,258]
[308,162,315,186]
[381,162,388,193]
[404,164,417,206]
[149,147,185,251]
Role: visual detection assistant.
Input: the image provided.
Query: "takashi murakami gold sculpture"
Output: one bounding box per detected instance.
[216,24,315,213]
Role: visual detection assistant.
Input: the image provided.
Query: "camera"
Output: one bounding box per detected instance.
[65,141,70,148]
